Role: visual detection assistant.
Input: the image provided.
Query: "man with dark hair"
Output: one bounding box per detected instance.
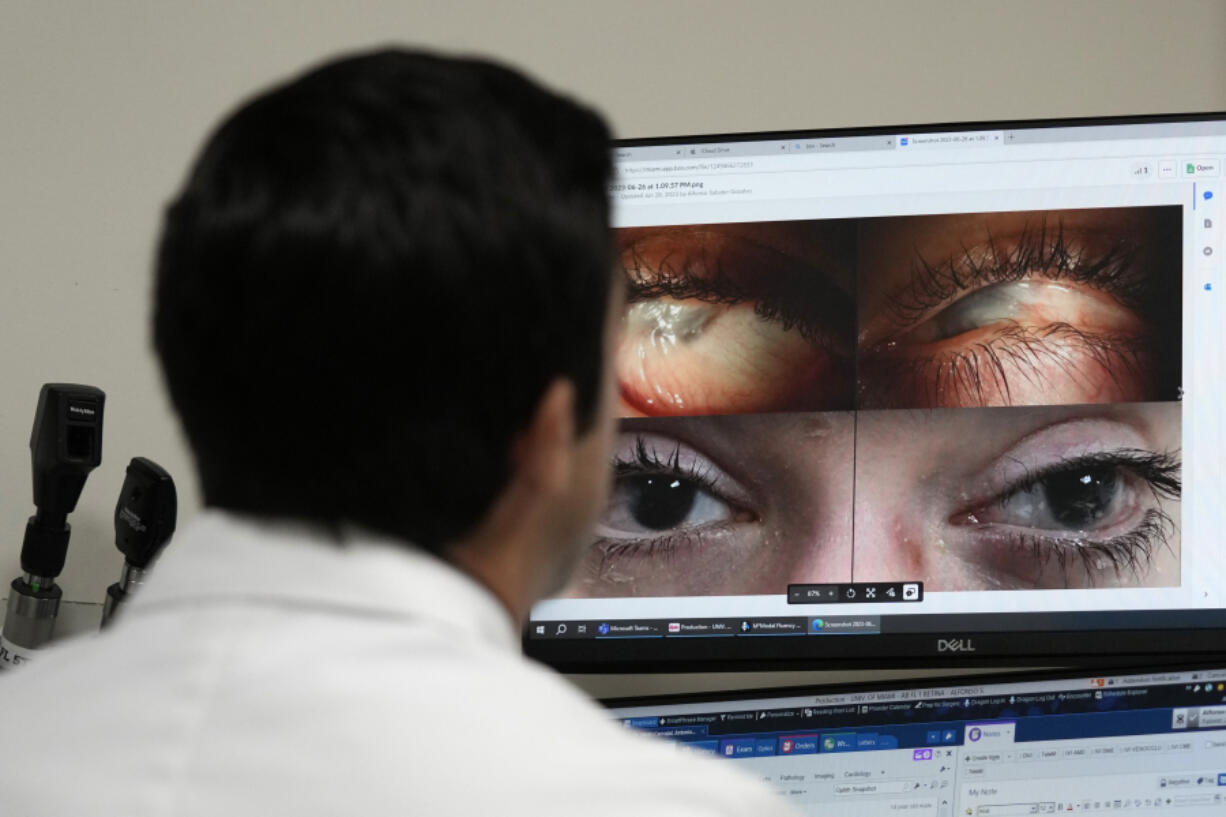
[0,50,790,816]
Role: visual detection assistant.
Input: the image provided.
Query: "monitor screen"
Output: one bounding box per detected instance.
[525,113,1226,670]
[605,664,1226,817]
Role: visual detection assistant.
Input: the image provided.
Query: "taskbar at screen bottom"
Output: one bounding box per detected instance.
[529,615,881,639]
[523,610,1226,672]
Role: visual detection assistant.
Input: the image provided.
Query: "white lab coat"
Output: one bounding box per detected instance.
[0,510,794,816]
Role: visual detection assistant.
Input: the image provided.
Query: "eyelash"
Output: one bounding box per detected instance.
[620,241,853,348]
[868,323,1150,407]
[994,449,1181,586]
[594,438,1181,587]
[612,436,721,493]
[886,217,1147,329]
[596,438,731,566]
[1000,448,1182,504]
[1011,509,1177,587]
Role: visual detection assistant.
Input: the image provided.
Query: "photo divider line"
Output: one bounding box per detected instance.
[849,408,857,582]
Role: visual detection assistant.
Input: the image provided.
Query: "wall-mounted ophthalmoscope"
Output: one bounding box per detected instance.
[1,384,105,666]
[101,457,177,628]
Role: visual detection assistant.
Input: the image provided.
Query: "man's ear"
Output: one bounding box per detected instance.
[511,378,576,497]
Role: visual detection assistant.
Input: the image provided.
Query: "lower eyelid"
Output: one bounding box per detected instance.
[949,511,1172,589]
[592,534,684,566]
[583,523,751,591]
[858,323,1149,408]
[592,524,733,559]
[956,509,1145,547]
[1016,508,1174,586]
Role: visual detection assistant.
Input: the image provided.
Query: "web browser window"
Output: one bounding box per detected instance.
[527,116,1226,668]
[608,667,1226,817]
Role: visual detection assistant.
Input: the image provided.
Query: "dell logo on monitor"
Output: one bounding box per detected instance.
[937,638,976,653]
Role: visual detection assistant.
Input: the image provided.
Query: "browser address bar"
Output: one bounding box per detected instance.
[618,158,758,177]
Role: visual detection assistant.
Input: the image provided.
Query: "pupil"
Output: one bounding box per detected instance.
[1043,466,1118,527]
[626,475,698,530]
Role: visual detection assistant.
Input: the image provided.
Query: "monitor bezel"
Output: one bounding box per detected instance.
[599,659,1226,711]
[525,110,1226,675]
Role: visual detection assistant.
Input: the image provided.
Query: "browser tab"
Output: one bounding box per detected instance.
[809,135,896,153]
[896,130,1003,149]
[614,145,695,162]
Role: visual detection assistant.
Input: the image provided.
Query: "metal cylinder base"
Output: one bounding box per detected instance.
[3,577,62,650]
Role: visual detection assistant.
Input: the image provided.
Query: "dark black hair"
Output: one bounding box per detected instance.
[154,49,613,551]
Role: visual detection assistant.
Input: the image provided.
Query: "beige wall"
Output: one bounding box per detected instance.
[2,0,1224,695]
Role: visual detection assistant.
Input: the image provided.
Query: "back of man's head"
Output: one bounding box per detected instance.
[154,49,614,552]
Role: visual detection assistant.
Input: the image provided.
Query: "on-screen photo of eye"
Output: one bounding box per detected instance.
[850,401,1181,591]
[855,206,1182,409]
[562,412,855,598]
[615,219,857,417]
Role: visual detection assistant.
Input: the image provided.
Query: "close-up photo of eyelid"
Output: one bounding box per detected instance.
[566,412,857,598]
[857,322,1154,409]
[866,216,1150,334]
[614,221,858,416]
[572,431,762,595]
[950,449,1181,589]
[855,207,1183,410]
[600,433,758,540]
[940,408,1182,589]
[620,227,855,348]
[848,402,1182,592]
[578,207,1187,598]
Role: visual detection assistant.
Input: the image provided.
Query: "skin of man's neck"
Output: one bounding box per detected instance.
[446,379,583,626]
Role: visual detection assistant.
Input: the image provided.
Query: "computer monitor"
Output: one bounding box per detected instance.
[525,113,1226,671]
[604,663,1226,817]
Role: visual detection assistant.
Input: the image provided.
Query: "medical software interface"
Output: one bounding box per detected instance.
[610,666,1226,816]
[530,119,1225,644]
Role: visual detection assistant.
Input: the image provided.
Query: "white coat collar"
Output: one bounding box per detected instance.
[128,508,521,653]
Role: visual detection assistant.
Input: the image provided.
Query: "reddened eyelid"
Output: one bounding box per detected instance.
[865,218,1145,339]
[618,231,856,350]
[621,227,845,283]
[886,280,1145,349]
